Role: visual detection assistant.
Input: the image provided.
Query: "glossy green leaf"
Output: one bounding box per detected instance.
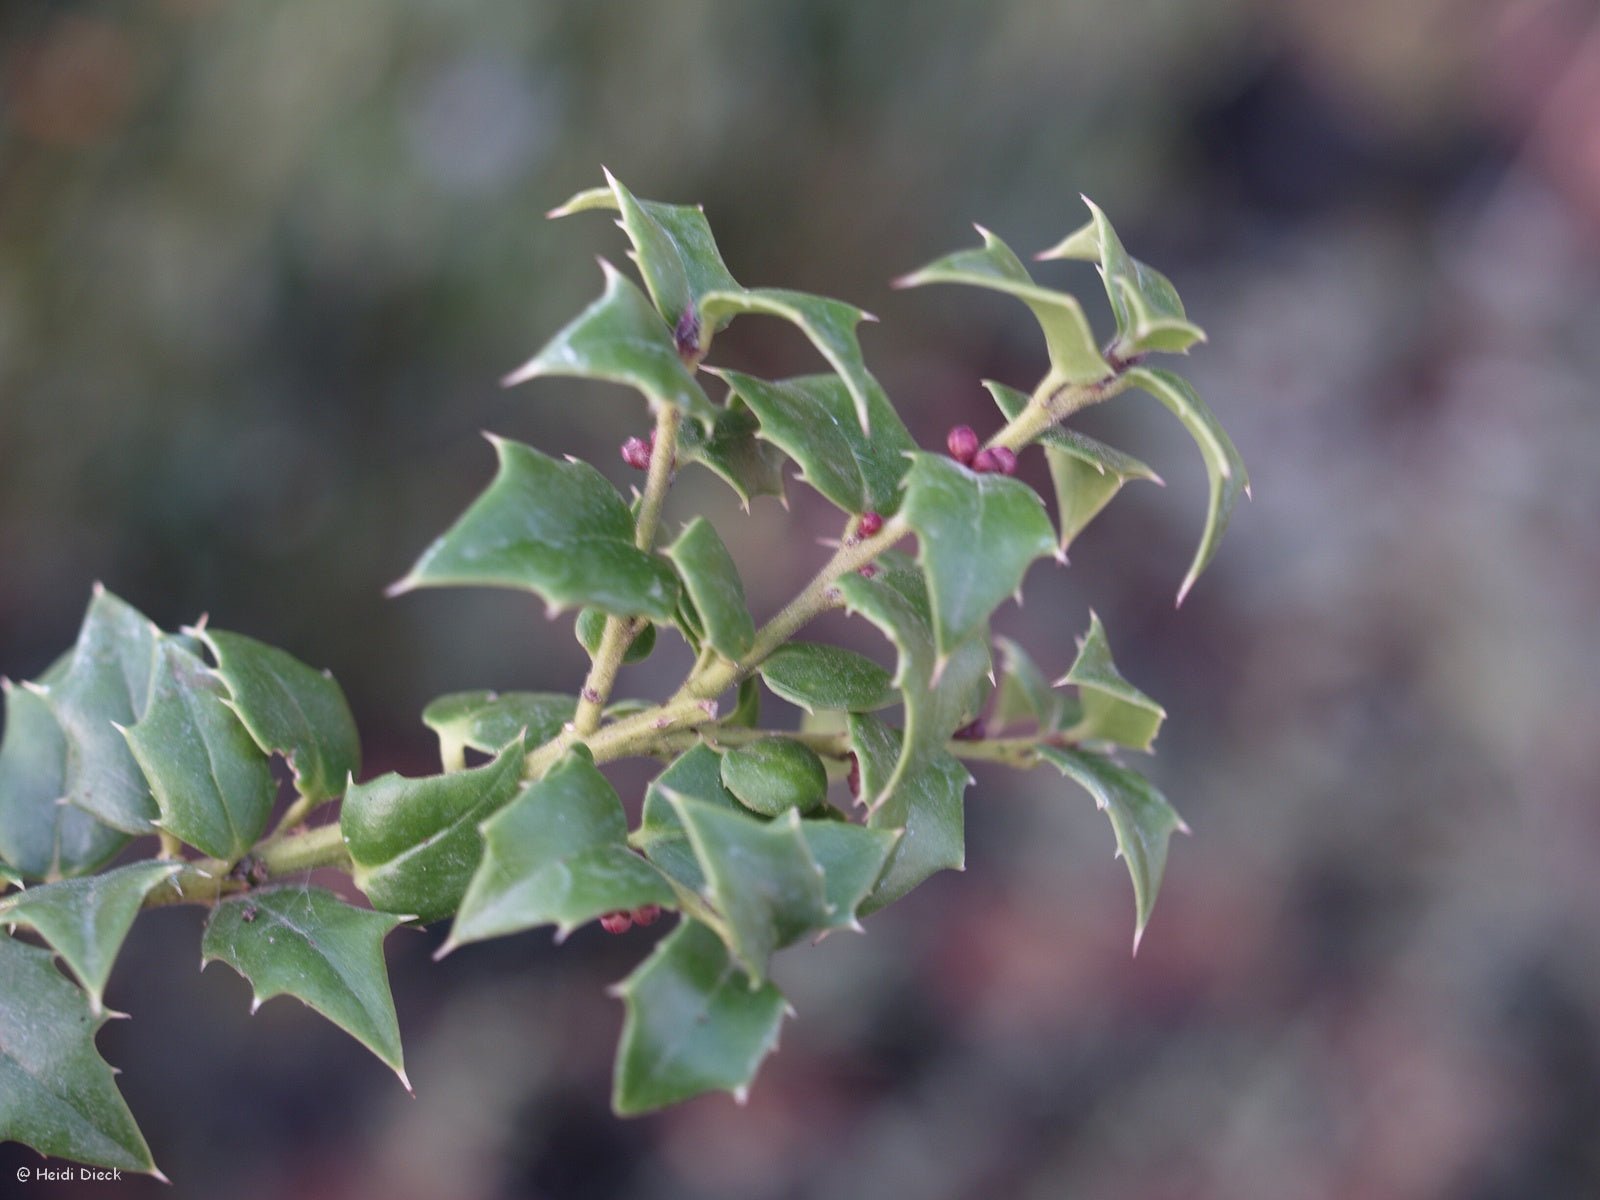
[200,629,360,803]
[202,887,407,1084]
[676,397,787,508]
[1125,366,1250,604]
[342,742,525,923]
[1038,197,1205,356]
[0,680,127,881]
[422,690,576,768]
[713,369,914,515]
[633,745,741,896]
[502,261,715,425]
[985,378,1161,550]
[992,636,1076,734]
[1036,746,1187,951]
[1059,613,1166,752]
[758,642,894,713]
[896,226,1107,384]
[575,609,656,665]
[899,452,1055,661]
[720,738,827,817]
[611,920,788,1114]
[798,819,899,931]
[664,517,754,660]
[700,289,886,435]
[390,436,681,622]
[442,751,674,953]
[848,714,969,913]
[122,642,274,864]
[0,934,160,1175]
[0,861,179,1014]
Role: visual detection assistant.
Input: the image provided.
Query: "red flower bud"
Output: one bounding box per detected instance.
[946,425,980,465]
[620,437,651,471]
[846,753,861,801]
[858,511,884,537]
[632,904,661,927]
[970,448,1000,473]
[599,911,633,935]
[988,446,1017,475]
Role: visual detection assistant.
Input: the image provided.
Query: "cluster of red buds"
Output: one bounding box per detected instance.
[620,433,653,471]
[946,425,1016,475]
[599,904,663,935]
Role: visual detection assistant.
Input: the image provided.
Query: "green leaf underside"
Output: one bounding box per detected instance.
[42,589,161,835]
[993,636,1077,734]
[836,553,989,810]
[202,887,406,1082]
[200,630,360,803]
[1036,746,1186,950]
[984,379,1160,550]
[0,861,180,1014]
[577,609,656,665]
[445,751,674,951]
[758,642,894,713]
[715,369,913,515]
[1061,613,1166,752]
[676,398,787,507]
[392,436,680,622]
[898,227,1107,384]
[0,681,127,881]
[699,290,885,436]
[342,743,525,923]
[422,691,577,766]
[848,714,968,913]
[1124,367,1250,604]
[123,642,274,864]
[502,261,714,425]
[612,920,787,1115]
[798,820,899,930]
[720,738,827,817]
[0,934,157,1175]
[634,745,742,896]
[664,518,755,660]
[1039,198,1205,355]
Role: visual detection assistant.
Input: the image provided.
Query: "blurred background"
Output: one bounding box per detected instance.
[3,1,1599,1197]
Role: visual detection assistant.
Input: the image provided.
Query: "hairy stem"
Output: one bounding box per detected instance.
[986,370,1135,453]
[144,821,351,909]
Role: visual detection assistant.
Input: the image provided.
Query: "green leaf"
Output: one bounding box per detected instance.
[676,397,787,508]
[1036,746,1187,951]
[1125,366,1250,604]
[502,261,715,426]
[699,289,886,435]
[667,794,829,982]
[727,676,761,730]
[1059,612,1166,752]
[836,553,989,809]
[0,933,159,1176]
[122,642,275,864]
[992,636,1076,734]
[714,369,914,515]
[1038,197,1206,356]
[202,887,407,1084]
[342,742,525,923]
[896,226,1107,385]
[984,378,1161,550]
[200,629,360,803]
[422,690,577,768]
[42,587,161,835]
[0,861,179,1015]
[390,436,681,622]
[0,680,128,881]
[720,738,828,817]
[442,750,674,953]
[798,819,899,931]
[611,920,787,1114]
[575,609,656,665]
[898,452,1055,662]
[0,863,20,891]
[663,517,754,660]
[633,745,741,896]
[848,714,968,913]
[758,642,894,713]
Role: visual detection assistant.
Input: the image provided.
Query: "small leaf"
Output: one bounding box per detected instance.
[1058,612,1166,752]
[342,742,525,923]
[202,887,407,1084]
[727,676,761,730]
[664,517,754,660]
[443,750,674,952]
[200,629,360,803]
[992,636,1076,734]
[502,261,715,425]
[0,861,180,1014]
[575,609,656,665]
[798,819,899,930]
[421,690,577,767]
[985,379,1161,550]
[848,714,968,913]
[0,864,20,891]
[720,738,828,817]
[899,452,1054,662]
[123,642,275,864]
[714,370,914,515]
[1125,367,1250,604]
[611,920,787,1115]
[0,680,127,881]
[758,642,894,713]
[897,226,1107,385]
[391,436,681,622]
[699,289,886,435]
[1036,746,1187,951]
[676,397,787,508]
[0,933,159,1176]
[1038,197,1205,356]
[633,745,741,895]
